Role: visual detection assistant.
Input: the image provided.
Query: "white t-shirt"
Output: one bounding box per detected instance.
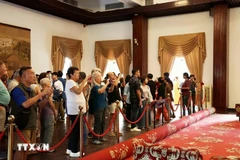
[53,80,63,91]
[123,83,130,104]
[65,79,86,115]
[8,79,19,93]
[141,85,153,103]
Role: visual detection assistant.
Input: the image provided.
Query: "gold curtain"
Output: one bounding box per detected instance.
[95,39,131,76]
[52,36,83,71]
[158,32,206,82]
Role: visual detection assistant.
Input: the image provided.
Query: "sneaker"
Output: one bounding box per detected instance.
[147,126,152,130]
[87,132,93,139]
[66,149,71,155]
[108,131,116,137]
[59,118,65,122]
[127,124,131,128]
[36,133,40,138]
[92,140,103,145]
[130,127,141,132]
[99,138,108,142]
[115,132,123,136]
[70,152,80,158]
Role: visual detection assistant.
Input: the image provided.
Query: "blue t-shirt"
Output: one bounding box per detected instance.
[11,87,29,108]
[90,85,107,111]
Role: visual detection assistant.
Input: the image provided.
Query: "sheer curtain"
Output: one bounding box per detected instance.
[95,39,131,76]
[52,36,83,71]
[158,32,206,82]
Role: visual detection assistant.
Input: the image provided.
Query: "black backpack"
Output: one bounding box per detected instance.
[52,80,62,101]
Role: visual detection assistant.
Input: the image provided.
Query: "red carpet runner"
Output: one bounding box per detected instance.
[81,108,240,160]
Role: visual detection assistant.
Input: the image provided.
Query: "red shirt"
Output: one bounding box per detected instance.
[181,79,191,96]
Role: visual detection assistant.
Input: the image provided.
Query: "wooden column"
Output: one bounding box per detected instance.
[213,4,228,113]
[132,15,148,76]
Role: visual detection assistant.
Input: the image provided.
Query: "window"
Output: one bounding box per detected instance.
[170,57,190,83]
[62,57,72,78]
[103,59,120,78]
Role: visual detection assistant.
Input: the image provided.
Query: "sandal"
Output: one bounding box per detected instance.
[108,131,116,137]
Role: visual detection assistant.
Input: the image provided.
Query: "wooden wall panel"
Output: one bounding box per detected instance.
[213,4,228,113]
[132,15,148,76]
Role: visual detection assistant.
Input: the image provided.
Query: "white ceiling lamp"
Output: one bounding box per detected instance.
[174,0,189,6]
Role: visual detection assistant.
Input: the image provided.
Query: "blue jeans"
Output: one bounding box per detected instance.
[138,101,151,128]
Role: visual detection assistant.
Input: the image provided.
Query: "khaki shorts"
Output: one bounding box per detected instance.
[0,106,6,132]
[108,101,123,114]
[14,129,36,160]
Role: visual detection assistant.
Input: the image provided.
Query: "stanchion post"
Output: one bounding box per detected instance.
[204,89,207,109]
[189,91,192,114]
[180,93,183,118]
[116,101,120,143]
[79,107,83,158]
[153,103,156,129]
[167,94,171,119]
[197,90,200,111]
[145,98,149,131]
[161,102,164,126]
[7,115,15,160]
[200,85,203,110]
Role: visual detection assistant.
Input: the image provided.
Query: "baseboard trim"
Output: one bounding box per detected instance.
[227,108,236,114]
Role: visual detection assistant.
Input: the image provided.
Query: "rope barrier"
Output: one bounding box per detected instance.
[202,96,205,104]
[83,111,117,137]
[15,114,80,152]
[118,103,148,124]
[192,92,205,105]
[173,97,181,112]
[181,92,206,109]
[0,127,6,141]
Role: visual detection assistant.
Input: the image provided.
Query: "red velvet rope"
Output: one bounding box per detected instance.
[173,88,206,112]
[173,97,181,111]
[83,111,117,137]
[118,103,148,124]
[202,95,206,104]
[15,114,80,152]
[192,92,205,105]
[0,127,6,140]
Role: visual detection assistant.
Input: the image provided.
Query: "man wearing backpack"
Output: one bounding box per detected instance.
[52,72,65,121]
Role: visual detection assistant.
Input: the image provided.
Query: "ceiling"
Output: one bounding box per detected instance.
[59,0,180,12]
[3,0,240,25]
